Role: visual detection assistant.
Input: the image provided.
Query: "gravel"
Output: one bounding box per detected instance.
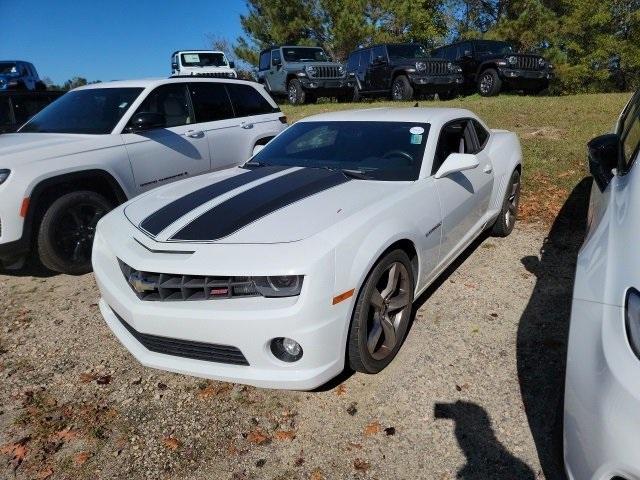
[0,218,580,480]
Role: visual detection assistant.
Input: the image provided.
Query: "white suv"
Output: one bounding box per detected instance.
[0,77,286,274]
[171,50,237,78]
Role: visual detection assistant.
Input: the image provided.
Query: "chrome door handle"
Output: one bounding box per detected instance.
[186,130,204,138]
[483,165,493,173]
[241,122,254,129]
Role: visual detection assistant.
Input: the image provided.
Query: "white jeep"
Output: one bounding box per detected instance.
[171,50,238,78]
[0,77,286,274]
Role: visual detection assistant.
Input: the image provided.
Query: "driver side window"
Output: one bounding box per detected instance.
[134,84,192,128]
[433,119,475,175]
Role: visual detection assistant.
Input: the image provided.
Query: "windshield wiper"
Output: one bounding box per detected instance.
[340,169,374,180]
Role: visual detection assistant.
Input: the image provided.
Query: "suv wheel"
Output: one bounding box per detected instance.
[491,169,520,237]
[37,191,112,274]
[287,79,306,105]
[347,249,414,373]
[391,75,414,101]
[478,68,502,96]
[352,85,361,102]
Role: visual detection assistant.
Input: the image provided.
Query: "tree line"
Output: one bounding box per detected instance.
[230,0,639,94]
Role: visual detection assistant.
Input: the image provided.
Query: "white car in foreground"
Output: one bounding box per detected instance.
[564,90,640,479]
[92,107,522,390]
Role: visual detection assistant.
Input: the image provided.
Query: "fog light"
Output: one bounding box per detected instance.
[270,337,303,362]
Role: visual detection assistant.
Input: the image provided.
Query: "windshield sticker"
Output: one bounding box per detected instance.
[410,133,423,144]
[184,54,200,63]
[118,102,129,109]
[410,126,425,135]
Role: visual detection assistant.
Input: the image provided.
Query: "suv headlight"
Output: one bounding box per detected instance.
[626,288,640,359]
[507,55,518,65]
[337,65,345,75]
[416,61,427,72]
[0,169,10,185]
[253,275,303,297]
[305,65,317,76]
[538,58,546,68]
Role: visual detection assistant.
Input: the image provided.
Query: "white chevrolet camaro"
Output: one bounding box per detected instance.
[92,107,522,390]
[564,91,640,479]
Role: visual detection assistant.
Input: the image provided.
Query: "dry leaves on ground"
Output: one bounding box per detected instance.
[162,437,181,451]
[353,458,370,471]
[246,428,270,445]
[273,430,296,441]
[363,421,381,436]
[0,437,29,468]
[73,451,91,467]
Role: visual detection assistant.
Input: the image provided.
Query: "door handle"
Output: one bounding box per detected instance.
[241,122,254,129]
[186,130,204,138]
[483,165,492,174]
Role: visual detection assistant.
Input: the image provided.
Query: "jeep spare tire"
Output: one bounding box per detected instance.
[37,191,112,275]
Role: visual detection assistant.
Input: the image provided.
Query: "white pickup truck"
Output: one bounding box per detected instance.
[0,77,286,274]
[171,50,238,78]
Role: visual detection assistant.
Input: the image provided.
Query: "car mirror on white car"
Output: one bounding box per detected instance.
[127,112,166,133]
[434,153,479,179]
[252,144,266,156]
[587,133,621,191]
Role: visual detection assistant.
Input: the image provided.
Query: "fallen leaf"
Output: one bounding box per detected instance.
[197,382,231,398]
[246,428,270,445]
[73,451,90,466]
[363,421,381,436]
[347,441,362,450]
[310,468,324,480]
[163,437,181,451]
[96,375,111,385]
[36,467,54,479]
[353,458,370,471]
[52,428,78,442]
[384,427,396,436]
[346,402,358,416]
[0,437,29,469]
[79,372,97,383]
[274,430,296,441]
[335,384,347,396]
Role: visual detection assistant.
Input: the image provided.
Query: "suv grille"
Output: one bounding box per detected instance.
[309,66,342,78]
[516,55,542,71]
[112,308,249,365]
[183,72,235,78]
[425,60,450,76]
[119,260,260,301]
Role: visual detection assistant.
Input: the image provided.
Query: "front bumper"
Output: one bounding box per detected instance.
[299,76,353,93]
[498,68,552,84]
[408,73,464,90]
[92,226,354,390]
[564,298,640,480]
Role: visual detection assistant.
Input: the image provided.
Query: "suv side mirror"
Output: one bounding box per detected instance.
[229,61,235,69]
[128,112,166,133]
[434,153,479,179]
[171,62,178,71]
[273,57,282,67]
[463,50,472,58]
[374,55,387,64]
[588,133,621,191]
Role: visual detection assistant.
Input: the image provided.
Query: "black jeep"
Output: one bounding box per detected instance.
[345,43,464,101]
[432,40,553,96]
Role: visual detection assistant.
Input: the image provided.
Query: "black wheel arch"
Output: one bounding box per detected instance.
[475,62,501,80]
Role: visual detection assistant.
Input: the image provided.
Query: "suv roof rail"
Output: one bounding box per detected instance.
[168,75,257,83]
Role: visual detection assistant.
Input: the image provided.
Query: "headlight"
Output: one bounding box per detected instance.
[538,58,546,68]
[507,55,518,65]
[415,61,427,72]
[253,275,303,297]
[626,288,640,359]
[305,65,317,76]
[0,169,10,185]
[337,65,345,75]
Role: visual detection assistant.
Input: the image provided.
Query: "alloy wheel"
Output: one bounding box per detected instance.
[52,202,105,265]
[505,174,521,228]
[392,81,404,100]
[480,74,493,94]
[288,84,297,103]
[365,262,412,360]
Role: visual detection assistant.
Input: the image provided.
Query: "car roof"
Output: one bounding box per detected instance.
[172,50,226,55]
[298,107,479,125]
[73,77,259,90]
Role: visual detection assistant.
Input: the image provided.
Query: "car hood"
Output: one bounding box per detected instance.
[124,166,403,244]
[0,133,122,167]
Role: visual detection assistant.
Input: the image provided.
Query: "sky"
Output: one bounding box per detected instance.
[0,0,248,84]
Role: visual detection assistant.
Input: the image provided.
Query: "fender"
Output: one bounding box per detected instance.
[475,60,500,80]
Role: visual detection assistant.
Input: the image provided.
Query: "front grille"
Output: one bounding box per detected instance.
[112,308,249,365]
[309,65,341,78]
[424,60,450,76]
[186,72,235,78]
[119,260,259,301]
[516,55,542,70]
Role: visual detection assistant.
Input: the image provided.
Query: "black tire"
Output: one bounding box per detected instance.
[491,169,521,237]
[287,78,306,105]
[352,85,361,102]
[391,75,414,101]
[37,191,113,275]
[347,249,415,374]
[477,68,502,97]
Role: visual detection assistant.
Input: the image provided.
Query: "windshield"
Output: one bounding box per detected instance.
[20,87,142,134]
[250,121,430,181]
[387,44,431,61]
[282,47,328,63]
[180,52,227,67]
[0,62,18,76]
[475,41,514,55]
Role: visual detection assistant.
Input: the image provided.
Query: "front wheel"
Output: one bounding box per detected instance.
[37,191,113,274]
[287,79,306,105]
[477,68,502,96]
[391,75,414,101]
[347,249,415,373]
[491,169,521,237]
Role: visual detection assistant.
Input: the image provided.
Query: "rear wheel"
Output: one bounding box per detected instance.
[491,169,521,237]
[391,75,414,101]
[37,191,112,274]
[477,68,502,96]
[287,79,306,104]
[352,85,361,102]
[347,250,415,373]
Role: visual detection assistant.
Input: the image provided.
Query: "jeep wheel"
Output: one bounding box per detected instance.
[478,68,502,96]
[37,191,112,274]
[352,85,361,102]
[287,79,306,105]
[391,75,414,101]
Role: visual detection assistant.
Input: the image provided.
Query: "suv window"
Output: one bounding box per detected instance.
[135,83,192,128]
[472,119,490,150]
[347,52,359,71]
[0,97,12,127]
[621,102,640,168]
[226,83,277,117]
[259,51,271,71]
[433,119,476,174]
[271,49,281,66]
[189,83,234,123]
[371,46,386,63]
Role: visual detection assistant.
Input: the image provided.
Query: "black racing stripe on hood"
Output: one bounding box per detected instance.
[170,168,351,241]
[139,165,290,236]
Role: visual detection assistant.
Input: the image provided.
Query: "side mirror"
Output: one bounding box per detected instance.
[171,63,178,71]
[434,153,479,179]
[273,58,282,67]
[588,133,621,191]
[127,112,166,133]
[252,144,265,156]
[229,61,235,69]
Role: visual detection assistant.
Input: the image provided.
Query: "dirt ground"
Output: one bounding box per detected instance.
[0,179,590,480]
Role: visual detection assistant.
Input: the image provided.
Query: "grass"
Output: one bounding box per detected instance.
[281,92,631,222]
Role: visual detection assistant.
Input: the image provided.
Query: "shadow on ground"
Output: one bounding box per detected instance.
[517,176,592,480]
